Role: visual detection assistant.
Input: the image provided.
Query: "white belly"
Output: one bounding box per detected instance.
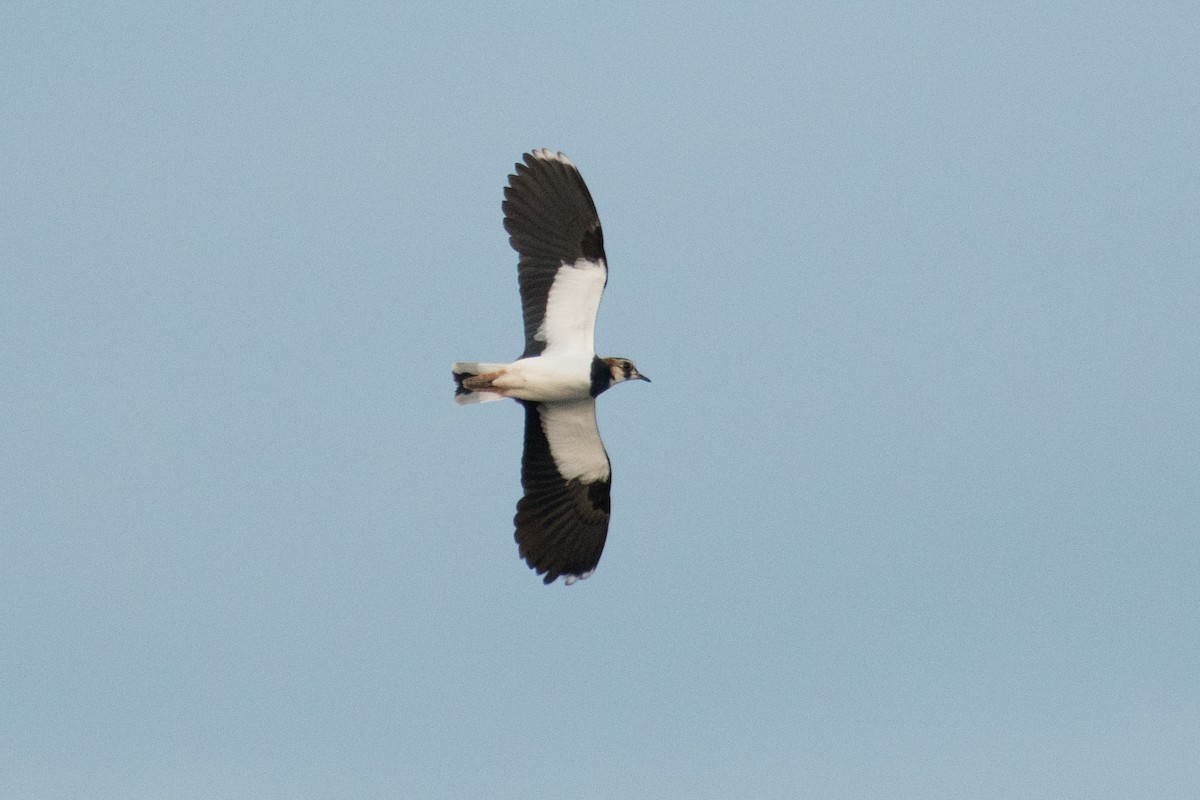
[493,354,593,402]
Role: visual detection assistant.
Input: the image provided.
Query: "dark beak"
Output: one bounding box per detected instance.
[638,374,651,383]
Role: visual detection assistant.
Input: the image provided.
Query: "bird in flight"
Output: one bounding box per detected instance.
[453,150,649,585]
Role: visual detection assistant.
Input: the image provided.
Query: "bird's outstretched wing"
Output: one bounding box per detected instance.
[503,150,607,359]
[515,399,611,584]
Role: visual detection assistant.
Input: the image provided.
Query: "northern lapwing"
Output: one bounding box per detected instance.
[453,150,649,585]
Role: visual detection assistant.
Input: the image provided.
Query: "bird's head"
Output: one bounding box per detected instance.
[604,357,651,386]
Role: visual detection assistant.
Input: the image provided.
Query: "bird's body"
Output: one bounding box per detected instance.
[453,150,648,585]
[458,353,592,404]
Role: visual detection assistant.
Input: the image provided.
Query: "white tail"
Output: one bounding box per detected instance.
[452,362,508,404]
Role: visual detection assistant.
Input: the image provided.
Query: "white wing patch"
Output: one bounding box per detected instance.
[535,257,606,356]
[539,399,610,483]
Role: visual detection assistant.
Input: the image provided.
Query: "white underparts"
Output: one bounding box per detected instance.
[484,355,589,403]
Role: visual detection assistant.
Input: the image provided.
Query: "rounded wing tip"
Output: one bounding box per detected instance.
[527,148,576,168]
[561,569,595,586]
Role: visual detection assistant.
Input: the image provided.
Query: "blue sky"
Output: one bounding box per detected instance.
[2,3,1197,798]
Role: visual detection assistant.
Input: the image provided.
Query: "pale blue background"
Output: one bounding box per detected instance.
[2,3,1197,798]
